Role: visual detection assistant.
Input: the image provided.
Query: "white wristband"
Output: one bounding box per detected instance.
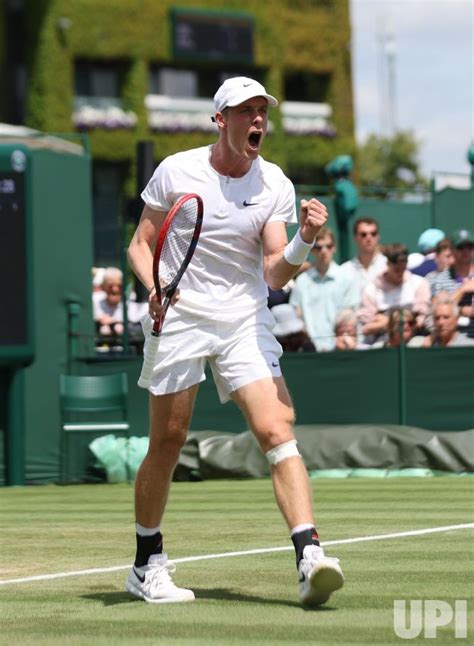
[283,229,314,265]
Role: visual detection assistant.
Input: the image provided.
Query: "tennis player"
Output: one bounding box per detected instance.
[126,77,344,606]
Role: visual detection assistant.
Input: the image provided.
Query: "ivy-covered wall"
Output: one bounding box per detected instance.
[22,0,354,192]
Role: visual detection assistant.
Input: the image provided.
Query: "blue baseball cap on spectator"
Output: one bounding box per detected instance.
[417,228,445,253]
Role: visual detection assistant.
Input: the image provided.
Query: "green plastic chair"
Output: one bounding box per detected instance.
[59,373,130,484]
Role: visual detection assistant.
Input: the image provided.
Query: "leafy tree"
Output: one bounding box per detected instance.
[357,131,428,192]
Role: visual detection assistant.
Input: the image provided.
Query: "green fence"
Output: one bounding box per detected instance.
[1,347,473,484]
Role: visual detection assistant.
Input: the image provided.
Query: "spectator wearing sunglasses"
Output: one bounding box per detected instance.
[430,229,474,337]
[289,227,358,351]
[358,243,431,344]
[340,217,387,307]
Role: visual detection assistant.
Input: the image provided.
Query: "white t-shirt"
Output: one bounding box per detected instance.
[141,145,297,321]
[341,252,387,305]
[93,295,123,322]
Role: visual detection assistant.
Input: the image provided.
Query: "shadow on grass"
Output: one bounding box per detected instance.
[83,587,338,611]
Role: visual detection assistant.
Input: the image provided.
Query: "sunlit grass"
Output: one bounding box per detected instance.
[0,478,472,645]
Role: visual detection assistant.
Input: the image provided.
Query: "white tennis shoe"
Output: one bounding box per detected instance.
[298,545,344,606]
[125,553,195,603]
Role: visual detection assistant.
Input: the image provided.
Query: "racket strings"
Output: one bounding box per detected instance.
[159,198,199,291]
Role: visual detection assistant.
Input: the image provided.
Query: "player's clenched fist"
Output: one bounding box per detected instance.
[299,198,328,243]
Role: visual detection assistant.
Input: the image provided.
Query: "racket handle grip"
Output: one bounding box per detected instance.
[138,334,160,388]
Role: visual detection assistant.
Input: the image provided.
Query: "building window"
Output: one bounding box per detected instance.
[92,162,127,267]
[150,68,198,97]
[149,65,264,98]
[73,60,137,130]
[146,65,266,133]
[284,71,332,103]
[75,60,122,98]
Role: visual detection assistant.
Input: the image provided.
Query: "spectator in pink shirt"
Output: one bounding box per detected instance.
[358,244,431,345]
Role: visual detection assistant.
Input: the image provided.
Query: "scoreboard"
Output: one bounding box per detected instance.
[171,9,254,63]
[0,146,33,363]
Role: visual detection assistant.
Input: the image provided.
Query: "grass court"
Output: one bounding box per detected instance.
[1,477,473,645]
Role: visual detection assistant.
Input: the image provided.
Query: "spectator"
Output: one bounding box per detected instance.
[385,308,425,348]
[340,217,387,306]
[358,243,431,344]
[411,228,446,276]
[334,308,359,350]
[93,267,124,341]
[423,296,474,347]
[92,267,106,293]
[290,227,358,351]
[430,229,474,337]
[271,303,315,352]
[425,238,455,287]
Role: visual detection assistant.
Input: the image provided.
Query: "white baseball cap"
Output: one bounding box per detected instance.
[213,77,278,113]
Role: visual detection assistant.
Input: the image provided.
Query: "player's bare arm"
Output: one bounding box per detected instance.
[262,198,328,290]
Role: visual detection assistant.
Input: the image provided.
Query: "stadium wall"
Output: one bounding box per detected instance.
[2,348,472,485]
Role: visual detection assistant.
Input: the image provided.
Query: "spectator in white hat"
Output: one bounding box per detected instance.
[271,304,315,352]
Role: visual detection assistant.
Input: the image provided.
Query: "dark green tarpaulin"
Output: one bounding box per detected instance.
[175,425,474,480]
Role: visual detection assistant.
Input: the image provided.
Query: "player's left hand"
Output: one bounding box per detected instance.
[299,198,328,243]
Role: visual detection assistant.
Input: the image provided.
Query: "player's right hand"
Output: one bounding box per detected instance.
[299,198,328,243]
[148,288,180,320]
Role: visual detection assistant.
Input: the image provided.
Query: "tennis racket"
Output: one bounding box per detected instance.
[138,193,203,388]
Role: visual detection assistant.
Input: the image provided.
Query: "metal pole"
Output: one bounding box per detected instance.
[430,177,437,229]
[120,208,130,354]
[5,367,25,486]
[397,309,407,425]
[67,302,80,372]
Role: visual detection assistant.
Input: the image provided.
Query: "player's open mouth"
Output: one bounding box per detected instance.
[248,132,262,150]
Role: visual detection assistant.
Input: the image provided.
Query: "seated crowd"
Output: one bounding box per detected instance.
[92,220,473,354]
[270,218,474,352]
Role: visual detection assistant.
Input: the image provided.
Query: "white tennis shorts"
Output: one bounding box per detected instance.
[141,306,282,402]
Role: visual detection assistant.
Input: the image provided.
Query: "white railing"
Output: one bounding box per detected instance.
[145,95,335,136]
[72,95,336,136]
[73,97,137,129]
[145,95,216,132]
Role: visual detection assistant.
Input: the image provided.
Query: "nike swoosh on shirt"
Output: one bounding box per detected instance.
[243,200,259,206]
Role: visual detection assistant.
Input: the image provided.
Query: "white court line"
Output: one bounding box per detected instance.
[0,522,472,587]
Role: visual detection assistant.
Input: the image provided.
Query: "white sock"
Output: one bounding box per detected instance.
[135,522,161,537]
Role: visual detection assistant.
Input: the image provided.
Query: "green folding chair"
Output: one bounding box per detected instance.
[59,373,130,484]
